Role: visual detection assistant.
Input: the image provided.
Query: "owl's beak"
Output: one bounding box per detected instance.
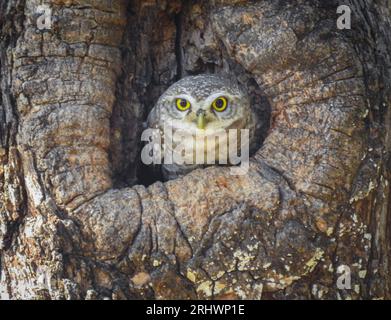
[196,110,206,129]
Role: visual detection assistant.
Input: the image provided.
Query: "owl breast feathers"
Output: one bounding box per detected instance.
[146,74,257,180]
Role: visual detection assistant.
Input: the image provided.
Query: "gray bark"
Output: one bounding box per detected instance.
[0,0,390,299]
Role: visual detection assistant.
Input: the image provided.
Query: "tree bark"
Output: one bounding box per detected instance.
[0,0,390,299]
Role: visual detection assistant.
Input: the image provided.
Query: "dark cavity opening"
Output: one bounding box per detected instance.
[109,0,271,188]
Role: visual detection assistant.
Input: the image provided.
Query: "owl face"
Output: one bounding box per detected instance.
[154,75,251,133]
[146,74,257,179]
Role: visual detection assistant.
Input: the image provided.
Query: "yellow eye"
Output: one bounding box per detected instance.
[176,98,191,111]
[212,97,228,112]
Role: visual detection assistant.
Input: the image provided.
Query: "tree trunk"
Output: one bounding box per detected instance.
[0,0,390,299]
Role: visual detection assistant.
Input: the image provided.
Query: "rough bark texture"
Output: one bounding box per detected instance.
[0,0,390,299]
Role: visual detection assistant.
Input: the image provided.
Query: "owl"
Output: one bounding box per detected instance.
[146,74,257,180]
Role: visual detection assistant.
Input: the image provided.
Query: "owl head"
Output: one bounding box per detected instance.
[150,74,252,133]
